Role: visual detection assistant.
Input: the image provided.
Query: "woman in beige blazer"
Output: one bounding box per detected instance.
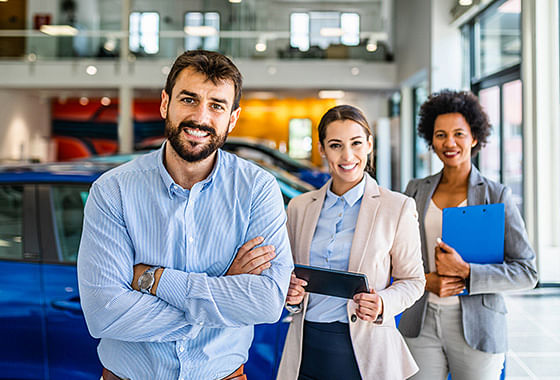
[277,105,425,380]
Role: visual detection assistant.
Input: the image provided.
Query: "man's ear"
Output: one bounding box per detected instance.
[228,107,242,133]
[160,89,169,119]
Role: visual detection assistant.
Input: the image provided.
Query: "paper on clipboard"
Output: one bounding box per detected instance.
[442,203,505,295]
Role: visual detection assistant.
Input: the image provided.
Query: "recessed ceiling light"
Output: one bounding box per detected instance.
[458,0,473,6]
[366,42,377,52]
[101,97,111,106]
[255,41,267,52]
[79,97,89,106]
[86,65,97,75]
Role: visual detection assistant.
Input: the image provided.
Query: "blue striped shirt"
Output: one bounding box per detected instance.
[305,176,365,323]
[77,145,293,380]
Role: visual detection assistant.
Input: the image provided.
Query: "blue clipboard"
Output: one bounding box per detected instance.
[442,203,505,295]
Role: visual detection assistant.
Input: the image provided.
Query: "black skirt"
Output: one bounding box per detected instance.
[298,321,362,380]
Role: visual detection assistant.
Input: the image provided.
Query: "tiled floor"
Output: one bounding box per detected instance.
[505,287,560,380]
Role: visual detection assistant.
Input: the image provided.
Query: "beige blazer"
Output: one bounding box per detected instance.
[276,174,426,380]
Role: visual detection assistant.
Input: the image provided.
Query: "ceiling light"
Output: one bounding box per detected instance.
[255,40,267,52]
[267,66,277,75]
[86,65,97,75]
[320,28,344,37]
[458,0,473,5]
[40,25,78,36]
[161,66,170,75]
[351,67,360,76]
[103,38,116,52]
[318,90,345,99]
[229,0,242,3]
[184,26,218,37]
[366,41,378,52]
[101,97,111,106]
[79,97,89,106]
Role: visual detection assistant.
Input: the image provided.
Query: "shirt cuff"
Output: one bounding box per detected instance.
[156,268,190,311]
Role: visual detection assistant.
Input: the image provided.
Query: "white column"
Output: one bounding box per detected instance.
[522,0,560,282]
[118,86,133,154]
[400,86,413,191]
[375,117,391,188]
[118,0,133,154]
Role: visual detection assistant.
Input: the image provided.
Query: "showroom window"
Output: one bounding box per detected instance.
[129,11,160,54]
[288,118,312,160]
[290,11,360,51]
[51,185,89,263]
[185,12,220,52]
[0,186,23,260]
[462,0,523,212]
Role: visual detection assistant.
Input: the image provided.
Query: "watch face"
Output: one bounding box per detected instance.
[139,271,154,290]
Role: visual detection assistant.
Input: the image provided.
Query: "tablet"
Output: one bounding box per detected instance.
[294,264,369,299]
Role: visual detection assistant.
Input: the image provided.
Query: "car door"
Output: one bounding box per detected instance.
[0,184,46,379]
[38,183,101,380]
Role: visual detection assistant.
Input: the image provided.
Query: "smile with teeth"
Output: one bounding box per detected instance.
[184,128,209,138]
[443,151,459,157]
[339,163,358,170]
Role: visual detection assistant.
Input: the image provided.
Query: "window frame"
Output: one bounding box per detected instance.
[289,11,361,51]
[184,11,221,52]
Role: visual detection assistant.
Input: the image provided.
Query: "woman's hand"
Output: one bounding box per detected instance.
[435,238,471,279]
[353,288,383,322]
[286,273,307,305]
[425,272,465,297]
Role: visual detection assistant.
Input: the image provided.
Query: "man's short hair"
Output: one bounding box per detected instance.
[165,50,243,111]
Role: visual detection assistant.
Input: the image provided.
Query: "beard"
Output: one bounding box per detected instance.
[165,118,228,163]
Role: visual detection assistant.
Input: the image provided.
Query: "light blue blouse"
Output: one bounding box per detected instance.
[305,176,365,323]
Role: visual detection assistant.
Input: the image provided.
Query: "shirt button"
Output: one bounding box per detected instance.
[179,345,184,352]
[351,314,357,323]
[338,213,342,217]
[179,377,184,380]
[188,236,194,243]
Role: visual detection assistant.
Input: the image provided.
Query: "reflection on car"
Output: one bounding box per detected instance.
[0,153,306,380]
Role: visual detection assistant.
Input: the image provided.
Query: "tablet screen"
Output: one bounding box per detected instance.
[294,264,369,299]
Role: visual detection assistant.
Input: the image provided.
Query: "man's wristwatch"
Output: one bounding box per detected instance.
[138,266,160,294]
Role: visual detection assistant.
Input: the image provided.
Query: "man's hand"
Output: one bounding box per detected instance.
[435,238,471,279]
[425,271,465,297]
[132,264,163,295]
[286,273,307,305]
[226,236,276,276]
[353,288,383,322]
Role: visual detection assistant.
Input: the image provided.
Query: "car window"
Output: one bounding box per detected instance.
[51,185,89,263]
[0,185,24,260]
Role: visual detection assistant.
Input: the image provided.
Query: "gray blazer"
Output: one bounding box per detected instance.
[398,166,538,353]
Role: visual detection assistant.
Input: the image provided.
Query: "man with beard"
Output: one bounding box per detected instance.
[77,50,293,380]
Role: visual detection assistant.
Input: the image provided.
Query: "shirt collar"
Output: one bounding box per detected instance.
[157,142,222,198]
[324,175,366,208]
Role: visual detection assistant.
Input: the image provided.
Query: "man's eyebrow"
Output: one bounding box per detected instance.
[210,96,229,106]
[176,90,198,99]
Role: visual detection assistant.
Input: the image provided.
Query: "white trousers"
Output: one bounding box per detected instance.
[404,302,504,380]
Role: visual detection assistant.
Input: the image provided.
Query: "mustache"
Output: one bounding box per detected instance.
[179,121,216,136]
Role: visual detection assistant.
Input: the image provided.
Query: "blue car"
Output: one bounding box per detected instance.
[0,158,300,380]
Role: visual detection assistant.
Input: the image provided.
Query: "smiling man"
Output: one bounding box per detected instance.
[77,50,293,380]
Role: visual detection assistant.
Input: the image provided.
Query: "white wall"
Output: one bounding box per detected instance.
[0,91,51,162]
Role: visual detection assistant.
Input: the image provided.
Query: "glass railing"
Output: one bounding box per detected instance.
[0,31,391,62]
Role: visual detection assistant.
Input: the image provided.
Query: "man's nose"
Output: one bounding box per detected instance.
[190,104,211,125]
